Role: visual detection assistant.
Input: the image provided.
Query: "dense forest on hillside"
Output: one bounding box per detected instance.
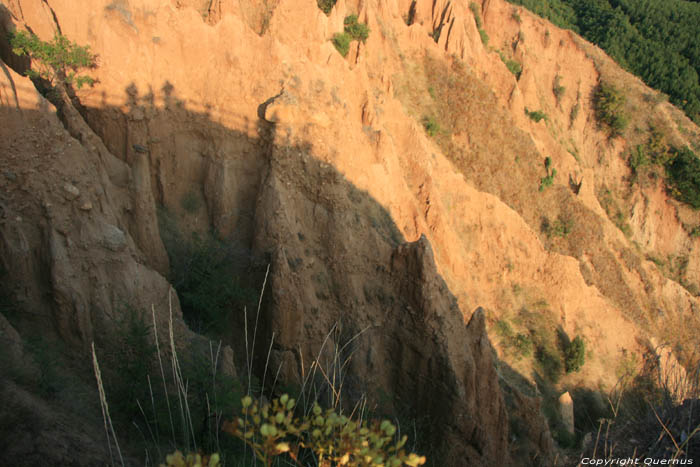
[507,0,700,124]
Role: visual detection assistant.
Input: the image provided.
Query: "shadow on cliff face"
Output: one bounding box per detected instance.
[0,75,515,465]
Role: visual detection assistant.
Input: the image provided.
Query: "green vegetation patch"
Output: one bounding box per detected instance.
[422,115,442,137]
[225,394,427,466]
[593,81,629,138]
[469,2,490,46]
[317,0,337,15]
[539,157,556,191]
[332,33,351,57]
[564,335,585,373]
[332,15,370,57]
[343,14,370,42]
[499,51,523,79]
[665,146,700,209]
[10,30,95,90]
[525,108,547,123]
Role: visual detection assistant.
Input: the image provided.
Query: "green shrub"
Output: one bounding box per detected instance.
[665,146,700,209]
[544,215,573,238]
[469,3,489,46]
[512,8,522,23]
[158,208,259,335]
[173,233,258,333]
[333,15,370,57]
[629,145,650,173]
[180,190,201,213]
[478,28,490,47]
[525,108,547,122]
[469,2,483,28]
[495,319,514,338]
[106,307,157,420]
[499,52,522,79]
[161,451,220,467]
[317,0,336,15]
[553,75,565,102]
[343,15,370,42]
[9,30,95,89]
[422,115,441,137]
[536,344,563,383]
[593,82,628,138]
[538,157,556,191]
[332,33,351,57]
[564,335,585,373]
[569,101,580,125]
[513,333,533,359]
[224,394,427,466]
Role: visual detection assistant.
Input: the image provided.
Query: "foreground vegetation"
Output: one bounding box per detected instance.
[9,30,95,91]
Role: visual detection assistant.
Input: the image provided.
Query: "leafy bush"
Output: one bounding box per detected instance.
[569,104,579,125]
[469,2,483,28]
[469,3,490,46]
[525,108,547,122]
[593,82,628,137]
[665,147,700,209]
[317,0,336,15]
[9,30,95,89]
[161,451,220,467]
[564,335,585,373]
[158,207,259,335]
[332,33,351,57]
[333,15,370,57]
[513,333,534,359]
[343,15,370,42]
[105,307,157,420]
[553,75,565,102]
[495,319,514,338]
[543,215,573,238]
[539,157,556,191]
[629,145,650,173]
[478,29,490,47]
[499,52,522,79]
[224,394,427,466]
[422,115,441,137]
[536,344,564,383]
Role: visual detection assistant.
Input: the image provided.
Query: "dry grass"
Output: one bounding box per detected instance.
[579,350,700,464]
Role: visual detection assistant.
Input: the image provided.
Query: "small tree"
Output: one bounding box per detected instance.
[9,30,96,89]
[593,82,628,138]
[565,336,586,373]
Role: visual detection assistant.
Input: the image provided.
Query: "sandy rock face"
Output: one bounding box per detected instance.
[252,136,511,463]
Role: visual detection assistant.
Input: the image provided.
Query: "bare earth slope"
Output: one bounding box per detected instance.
[1,0,700,464]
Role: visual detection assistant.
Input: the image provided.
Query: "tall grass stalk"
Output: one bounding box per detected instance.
[92,342,125,467]
[152,304,177,448]
[168,291,198,453]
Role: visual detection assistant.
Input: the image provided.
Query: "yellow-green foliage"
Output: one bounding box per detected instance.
[224,394,427,467]
[332,15,370,57]
[593,81,628,138]
[160,451,220,467]
[10,30,95,89]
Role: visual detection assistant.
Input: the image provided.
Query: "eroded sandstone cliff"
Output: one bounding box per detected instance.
[1,0,699,465]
